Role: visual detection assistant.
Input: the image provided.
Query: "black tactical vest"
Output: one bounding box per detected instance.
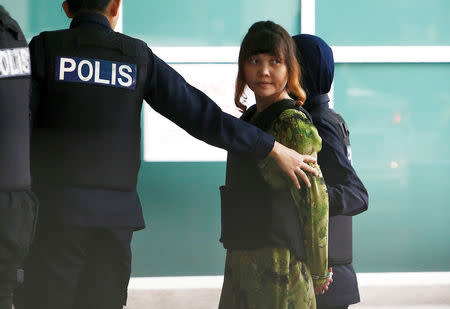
[220,100,311,260]
[0,7,31,190]
[31,27,148,191]
[316,107,353,265]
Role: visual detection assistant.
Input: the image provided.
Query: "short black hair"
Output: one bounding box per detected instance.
[66,0,111,15]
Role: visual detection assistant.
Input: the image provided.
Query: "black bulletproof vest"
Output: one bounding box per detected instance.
[313,107,353,265]
[0,7,31,190]
[31,28,148,191]
[220,100,311,261]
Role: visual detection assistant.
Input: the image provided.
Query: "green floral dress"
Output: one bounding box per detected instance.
[219,107,329,309]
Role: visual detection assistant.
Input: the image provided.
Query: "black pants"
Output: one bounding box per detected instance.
[15,223,133,309]
[0,191,37,309]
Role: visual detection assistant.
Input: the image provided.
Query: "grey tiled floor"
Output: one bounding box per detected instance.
[125,285,450,309]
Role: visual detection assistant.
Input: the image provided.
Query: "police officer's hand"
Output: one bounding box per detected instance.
[269,141,318,189]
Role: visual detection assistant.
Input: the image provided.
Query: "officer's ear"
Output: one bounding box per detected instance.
[109,0,121,17]
[62,1,74,19]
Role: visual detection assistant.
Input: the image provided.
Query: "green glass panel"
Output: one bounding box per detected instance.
[123,0,301,46]
[317,0,450,45]
[335,63,450,272]
[132,162,226,276]
[2,0,69,40]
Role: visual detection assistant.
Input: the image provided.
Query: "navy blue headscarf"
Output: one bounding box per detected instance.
[292,34,334,109]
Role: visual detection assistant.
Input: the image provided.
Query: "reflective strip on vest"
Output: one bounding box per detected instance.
[55,56,136,89]
[0,47,30,78]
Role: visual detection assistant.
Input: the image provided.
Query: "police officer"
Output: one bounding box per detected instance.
[293,34,369,309]
[17,1,318,308]
[0,6,38,309]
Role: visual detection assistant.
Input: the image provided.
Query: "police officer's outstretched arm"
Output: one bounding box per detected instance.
[143,54,317,188]
[317,122,368,216]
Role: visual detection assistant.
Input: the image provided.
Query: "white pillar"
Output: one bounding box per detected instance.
[301,0,315,34]
[116,2,123,33]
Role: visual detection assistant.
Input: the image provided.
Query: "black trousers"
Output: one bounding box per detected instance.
[0,191,37,309]
[316,263,360,309]
[15,223,133,309]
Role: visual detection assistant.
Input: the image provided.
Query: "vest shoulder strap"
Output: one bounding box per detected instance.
[320,110,350,146]
[244,99,312,131]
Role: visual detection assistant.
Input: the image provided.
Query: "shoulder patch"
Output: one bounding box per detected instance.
[0,47,30,78]
[56,56,137,89]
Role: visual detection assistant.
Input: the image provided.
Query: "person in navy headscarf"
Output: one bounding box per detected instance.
[292,34,369,309]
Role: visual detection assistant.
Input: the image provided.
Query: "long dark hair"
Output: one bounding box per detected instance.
[235,21,306,112]
[65,0,111,15]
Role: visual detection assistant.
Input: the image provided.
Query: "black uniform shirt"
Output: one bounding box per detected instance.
[304,97,368,216]
[30,14,275,229]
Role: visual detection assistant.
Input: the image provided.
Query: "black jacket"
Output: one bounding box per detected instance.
[220,101,308,261]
